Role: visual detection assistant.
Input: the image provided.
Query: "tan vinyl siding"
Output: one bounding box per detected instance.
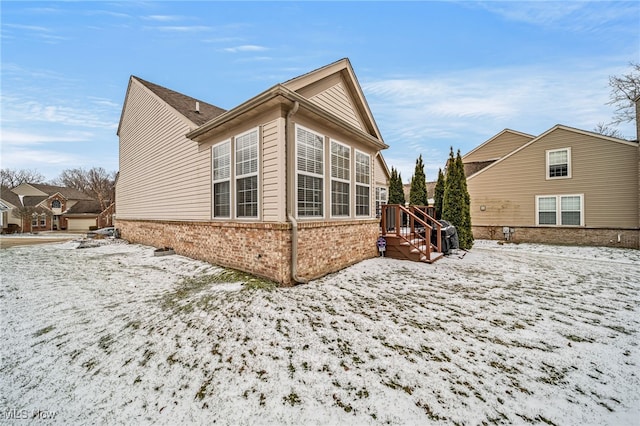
[309,82,363,131]
[117,80,211,220]
[468,128,639,228]
[374,154,388,187]
[262,117,286,222]
[464,131,533,162]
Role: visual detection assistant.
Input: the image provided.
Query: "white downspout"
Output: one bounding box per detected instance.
[285,101,308,284]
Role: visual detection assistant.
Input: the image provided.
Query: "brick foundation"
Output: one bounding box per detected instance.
[115,219,380,285]
[296,219,380,280]
[473,225,640,249]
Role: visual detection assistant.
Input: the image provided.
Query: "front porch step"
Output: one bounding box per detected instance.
[384,235,443,264]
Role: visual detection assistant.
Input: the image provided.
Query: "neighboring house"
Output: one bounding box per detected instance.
[0,187,21,233]
[2,183,113,233]
[402,181,437,206]
[116,58,391,285]
[464,122,640,249]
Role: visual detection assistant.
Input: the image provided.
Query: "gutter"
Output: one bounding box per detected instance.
[285,101,308,284]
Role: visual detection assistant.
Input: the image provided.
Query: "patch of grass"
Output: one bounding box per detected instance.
[195,379,212,401]
[161,269,277,311]
[415,400,445,421]
[333,394,353,413]
[563,334,594,343]
[98,334,114,351]
[82,358,98,372]
[139,349,155,367]
[283,392,301,406]
[33,325,55,337]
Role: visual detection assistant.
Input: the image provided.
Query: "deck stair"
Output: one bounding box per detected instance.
[380,205,443,264]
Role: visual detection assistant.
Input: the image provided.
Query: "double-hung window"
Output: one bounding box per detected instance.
[235,129,259,218]
[547,148,571,179]
[536,194,583,226]
[375,187,388,218]
[330,140,350,217]
[40,214,46,226]
[296,126,324,217]
[355,150,371,216]
[212,140,231,218]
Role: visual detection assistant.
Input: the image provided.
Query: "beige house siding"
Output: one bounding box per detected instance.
[295,73,365,132]
[464,130,534,162]
[262,117,286,222]
[468,127,639,229]
[309,82,363,131]
[374,154,389,187]
[117,80,211,220]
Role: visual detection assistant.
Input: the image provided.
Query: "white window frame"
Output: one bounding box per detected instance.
[39,213,46,226]
[546,147,571,180]
[535,194,584,226]
[212,139,231,219]
[235,127,260,219]
[355,149,371,217]
[375,186,388,218]
[330,139,350,218]
[295,125,325,219]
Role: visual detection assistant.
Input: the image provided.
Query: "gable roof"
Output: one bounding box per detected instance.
[463,129,535,161]
[468,124,639,180]
[187,59,388,150]
[282,58,383,141]
[66,199,102,214]
[463,160,496,177]
[0,186,21,208]
[133,77,227,126]
[26,183,94,200]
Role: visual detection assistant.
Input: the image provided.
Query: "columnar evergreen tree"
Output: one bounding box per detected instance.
[442,147,474,249]
[433,168,445,220]
[454,150,473,248]
[409,154,428,206]
[388,167,405,205]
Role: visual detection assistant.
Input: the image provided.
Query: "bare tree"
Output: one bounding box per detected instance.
[0,168,45,188]
[55,167,116,211]
[593,122,624,139]
[607,61,640,126]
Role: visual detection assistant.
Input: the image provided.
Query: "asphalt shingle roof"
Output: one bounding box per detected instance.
[28,183,94,200]
[134,77,227,126]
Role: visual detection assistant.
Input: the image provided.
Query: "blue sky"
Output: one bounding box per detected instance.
[1,1,638,183]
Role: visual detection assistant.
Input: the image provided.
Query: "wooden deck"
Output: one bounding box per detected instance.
[379,205,443,264]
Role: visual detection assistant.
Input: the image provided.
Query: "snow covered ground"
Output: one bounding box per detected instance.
[1,238,639,425]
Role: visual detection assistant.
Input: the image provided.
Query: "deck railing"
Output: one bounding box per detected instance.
[380,204,442,261]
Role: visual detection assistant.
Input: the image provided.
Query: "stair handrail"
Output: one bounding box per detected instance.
[381,204,442,260]
[409,205,442,253]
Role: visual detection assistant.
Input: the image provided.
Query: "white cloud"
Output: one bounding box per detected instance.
[0,130,94,146]
[223,45,269,53]
[143,15,184,22]
[364,61,637,181]
[475,1,638,34]
[150,25,212,32]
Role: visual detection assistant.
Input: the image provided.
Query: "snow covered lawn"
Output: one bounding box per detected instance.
[1,239,639,425]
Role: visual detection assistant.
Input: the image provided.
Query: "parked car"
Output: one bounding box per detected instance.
[86,227,115,239]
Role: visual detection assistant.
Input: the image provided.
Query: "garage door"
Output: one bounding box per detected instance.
[67,218,97,231]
